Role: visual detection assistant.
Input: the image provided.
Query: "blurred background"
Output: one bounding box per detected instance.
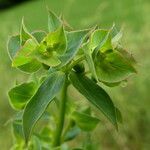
[0,0,149,149]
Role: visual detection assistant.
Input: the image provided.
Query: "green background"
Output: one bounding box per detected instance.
[0,0,149,149]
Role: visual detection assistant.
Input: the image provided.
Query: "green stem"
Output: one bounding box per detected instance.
[52,74,68,147]
[67,55,85,72]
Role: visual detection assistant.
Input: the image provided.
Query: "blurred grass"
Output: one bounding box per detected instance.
[0,0,149,149]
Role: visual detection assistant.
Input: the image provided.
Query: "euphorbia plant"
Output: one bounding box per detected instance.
[7,10,136,149]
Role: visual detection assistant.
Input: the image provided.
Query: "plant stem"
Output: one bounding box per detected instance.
[52,74,68,147]
[67,55,85,72]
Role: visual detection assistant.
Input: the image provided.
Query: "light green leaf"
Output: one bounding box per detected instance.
[95,50,136,83]
[44,26,67,55]
[112,30,122,48]
[58,30,89,67]
[7,35,41,73]
[71,111,99,131]
[8,82,37,110]
[83,43,98,81]
[12,39,38,67]
[34,51,61,67]
[20,18,37,45]
[23,71,65,143]
[48,10,62,32]
[89,29,112,53]
[69,72,118,128]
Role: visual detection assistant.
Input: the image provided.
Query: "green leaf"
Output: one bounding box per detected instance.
[115,107,123,123]
[64,126,81,142]
[69,72,117,128]
[71,111,99,131]
[34,51,61,67]
[33,26,67,67]
[44,26,67,55]
[58,30,89,67]
[23,71,65,143]
[95,50,136,83]
[48,10,62,32]
[112,30,122,48]
[32,31,46,43]
[12,39,38,67]
[12,120,24,143]
[20,18,36,45]
[83,43,98,81]
[8,82,37,110]
[89,29,112,53]
[117,47,136,66]
[7,35,41,73]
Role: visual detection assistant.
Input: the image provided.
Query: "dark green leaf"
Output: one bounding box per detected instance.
[8,82,37,110]
[23,71,65,143]
[58,30,89,67]
[12,120,24,143]
[69,72,117,128]
[71,111,99,131]
[116,107,123,123]
[32,31,46,43]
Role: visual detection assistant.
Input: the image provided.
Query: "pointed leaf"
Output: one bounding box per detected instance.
[89,29,112,53]
[23,71,65,143]
[8,82,38,110]
[20,18,37,45]
[44,26,67,55]
[69,72,117,128]
[32,31,46,43]
[58,30,89,67]
[48,10,62,32]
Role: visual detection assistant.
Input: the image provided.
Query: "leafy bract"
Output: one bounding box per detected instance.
[23,71,65,143]
[33,26,66,67]
[44,26,67,55]
[32,31,47,43]
[8,82,37,110]
[69,71,118,128]
[71,111,99,131]
[20,18,37,45]
[95,50,136,83]
[7,35,41,73]
[89,29,112,53]
[12,39,37,67]
[48,10,62,32]
[58,30,89,67]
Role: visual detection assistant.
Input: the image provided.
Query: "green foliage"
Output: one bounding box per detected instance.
[7,9,136,149]
[69,71,118,128]
[8,81,37,110]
